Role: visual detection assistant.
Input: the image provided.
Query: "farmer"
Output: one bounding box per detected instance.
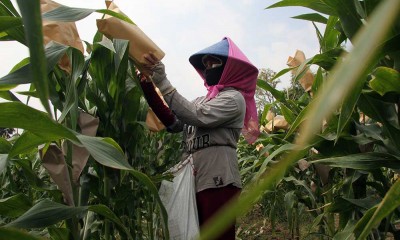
[140,37,259,239]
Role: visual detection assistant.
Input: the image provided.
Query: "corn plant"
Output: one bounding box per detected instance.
[0,0,179,239]
[202,0,400,239]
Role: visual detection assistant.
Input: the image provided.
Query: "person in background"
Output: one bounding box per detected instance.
[140,37,259,239]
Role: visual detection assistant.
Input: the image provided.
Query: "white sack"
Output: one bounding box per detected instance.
[159,156,200,240]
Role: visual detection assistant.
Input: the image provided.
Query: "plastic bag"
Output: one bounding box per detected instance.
[159,156,200,240]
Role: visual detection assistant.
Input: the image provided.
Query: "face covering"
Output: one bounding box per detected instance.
[204,65,224,86]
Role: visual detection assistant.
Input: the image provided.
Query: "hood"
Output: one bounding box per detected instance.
[189,37,260,144]
[189,37,258,89]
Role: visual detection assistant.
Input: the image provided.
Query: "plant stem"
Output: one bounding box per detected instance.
[104,166,111,240]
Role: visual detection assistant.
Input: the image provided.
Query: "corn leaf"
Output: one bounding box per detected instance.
[0,1,25,44]
[310,152,400,170]
[0,228,45,240]
[0,16,22,32]
[88,205,133,239]
[0,153,7,174]
[57,47,85,125]
[292,13,327,24]
[47,228,70,240]
[0,42,68,85]
[0,102,78,141]
[42,6,134,24]
[358,93,400,150]
[369,67,400,95]
[257,79,286,102]
[75,135,131,170]
[5,199,88,228]
[266,0,336,16]
[199,0,400,238]
[0,137,12,153]
[0,194,32,218]
[0,0,21,17]
[322,0,362,41]
[17,0,50,114]
[8,131,46,157]
[357,179,400,239]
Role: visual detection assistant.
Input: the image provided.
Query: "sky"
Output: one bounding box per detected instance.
[1,0,321,104]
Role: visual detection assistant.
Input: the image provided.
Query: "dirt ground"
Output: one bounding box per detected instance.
[236,204,293,240]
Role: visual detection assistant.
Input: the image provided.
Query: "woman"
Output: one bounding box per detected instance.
[141,37,259,239]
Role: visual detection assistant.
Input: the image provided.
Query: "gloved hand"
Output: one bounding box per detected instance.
[142,52,166,82]
[151,61,167,84]
[142,52,175,95]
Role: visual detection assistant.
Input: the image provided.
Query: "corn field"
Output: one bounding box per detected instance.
[0,0,400,239]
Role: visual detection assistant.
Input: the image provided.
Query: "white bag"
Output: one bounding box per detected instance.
[159,155,200,240]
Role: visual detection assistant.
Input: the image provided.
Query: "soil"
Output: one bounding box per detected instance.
[236,204,293,240]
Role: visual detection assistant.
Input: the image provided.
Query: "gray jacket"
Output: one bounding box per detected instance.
[157,79,245,192]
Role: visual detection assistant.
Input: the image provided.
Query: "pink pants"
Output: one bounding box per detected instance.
[196,185,241,240]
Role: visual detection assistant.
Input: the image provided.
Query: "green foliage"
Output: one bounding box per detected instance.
[0,1,182,239]
[234,0,400,239]
[1,0,400,239]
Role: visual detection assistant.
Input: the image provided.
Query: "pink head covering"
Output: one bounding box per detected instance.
[189,37,260,144]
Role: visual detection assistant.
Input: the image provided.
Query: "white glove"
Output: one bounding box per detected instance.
[151,61,167,84]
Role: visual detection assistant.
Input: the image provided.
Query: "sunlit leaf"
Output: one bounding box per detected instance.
[369,67,400,96]
[266,0,336,16]
[292,13,327,24]
[311,152,400,170]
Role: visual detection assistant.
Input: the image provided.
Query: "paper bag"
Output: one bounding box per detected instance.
[146,109,165,132]
[96,1,165,67]
[287,50,314,93]
[41,0,84,73]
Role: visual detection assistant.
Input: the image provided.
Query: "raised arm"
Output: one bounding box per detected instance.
[139,74,183,132]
